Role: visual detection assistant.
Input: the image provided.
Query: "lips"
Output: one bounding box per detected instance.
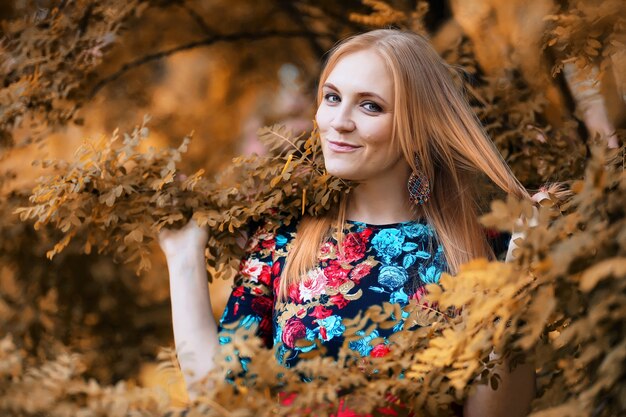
[327,139,362,153]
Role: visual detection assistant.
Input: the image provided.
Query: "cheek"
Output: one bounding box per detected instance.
[315,106,331,131]
[360,119,393,147]
[316,106,335,163]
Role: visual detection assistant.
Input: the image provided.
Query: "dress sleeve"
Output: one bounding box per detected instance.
[484,228,512,261]
[217,224,277,350]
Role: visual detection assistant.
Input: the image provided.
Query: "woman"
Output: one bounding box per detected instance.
[159,29,536,416]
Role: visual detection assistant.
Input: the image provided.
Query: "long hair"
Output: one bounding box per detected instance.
[277,29,529,301]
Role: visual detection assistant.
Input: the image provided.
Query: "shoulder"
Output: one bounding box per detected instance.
[244,216,300,255]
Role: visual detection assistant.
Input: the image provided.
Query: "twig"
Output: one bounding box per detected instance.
[417,302,453,322]
[77,3,94,36]
[88,30,332,99]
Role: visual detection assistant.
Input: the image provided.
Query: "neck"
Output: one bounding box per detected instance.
[345,162,419,225]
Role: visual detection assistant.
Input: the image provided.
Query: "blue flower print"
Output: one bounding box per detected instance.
[378,265,408,290]
[240,356,251,372]
[275,343,290,366]
[275,233,288,248]
[239,314,261,329]
[393,310,410,332]
[348,329,380,357]
[315,315,345,342]
[402,222,432,239]
[371,229,404,263]
[401,242,419,252]
[432,245,447,268]
[390,288,409,305]
[296,328,318,353]
[419,264,442,284]
[219,312,261,346]
[305,327,317,341]
[393,320,405,333]
[219,219,454,372]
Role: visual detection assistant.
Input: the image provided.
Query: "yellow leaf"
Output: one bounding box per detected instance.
[280,154,293,176]
[580,258,626,292]
[124,229,143,244]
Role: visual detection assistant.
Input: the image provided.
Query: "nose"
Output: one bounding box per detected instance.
[330,106,355,132]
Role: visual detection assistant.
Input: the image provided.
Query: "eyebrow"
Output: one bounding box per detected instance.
[322,82,390,107]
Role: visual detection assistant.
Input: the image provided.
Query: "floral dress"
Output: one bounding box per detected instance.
[218,218,510,372]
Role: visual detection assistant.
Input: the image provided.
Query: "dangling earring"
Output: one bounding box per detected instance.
[407,157,431,205]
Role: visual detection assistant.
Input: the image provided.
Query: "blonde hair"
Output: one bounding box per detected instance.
[278,29,529,301]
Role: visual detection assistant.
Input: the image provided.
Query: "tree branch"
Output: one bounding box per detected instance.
[277,0,327,59]
[88,29,331,99]
[77,3,94,36]
[303,2,365,33]
[178,3,215,36]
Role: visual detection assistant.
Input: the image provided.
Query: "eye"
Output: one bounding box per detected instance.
[362,101,382,113]
[324,93,340,104]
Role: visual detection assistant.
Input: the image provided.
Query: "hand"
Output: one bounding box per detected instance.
[158,217,209,261]
[530,189,550,204]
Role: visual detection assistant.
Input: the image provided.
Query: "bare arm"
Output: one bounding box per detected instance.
[464,354,536,417]
[465,196,542,416]
[159,220,219,397]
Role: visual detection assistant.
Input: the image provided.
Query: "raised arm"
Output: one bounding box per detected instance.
[463,236,536,417]
[463,352,536,417]
[158,219,219,397]
[159,219,279,398]
[465,201,542,416]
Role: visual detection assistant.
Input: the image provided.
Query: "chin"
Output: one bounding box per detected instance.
[324,161,359,181]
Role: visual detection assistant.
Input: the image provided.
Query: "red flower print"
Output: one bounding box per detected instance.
[410,286,426,302]
[282,318,306,348]
[251,296,272,316]
[245,229,269,252]
[279,392,298,406]
[273,276,281,297]
[349,263,372,284]
[258,265,272,285]
[240,258,266,283]
[360,228,373,240]
[299,268,327,302]
[319,241,336,260]
[370,343,391,358]
[232,285,245,298]
[272,260,282,277]
[330,293,349,309]
[261,237,276,249]
[411,286,440,312]
[341,232,367,263]
[484,228,500,239]
[320,326,327,340]
[332,398,372,417]
[310,305,332,320]
[288,283,302,303]
[325,260,350,287]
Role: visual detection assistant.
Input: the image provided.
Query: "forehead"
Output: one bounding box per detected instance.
[325,49,393,98]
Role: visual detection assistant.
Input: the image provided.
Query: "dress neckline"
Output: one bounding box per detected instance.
[345,218,427,228]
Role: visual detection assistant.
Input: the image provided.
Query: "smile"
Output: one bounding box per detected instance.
[327,140,362,153]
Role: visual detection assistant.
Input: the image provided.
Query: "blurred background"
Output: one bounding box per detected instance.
[0,0,624,409]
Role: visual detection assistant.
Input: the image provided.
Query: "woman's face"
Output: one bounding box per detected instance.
[316,49,406,183]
